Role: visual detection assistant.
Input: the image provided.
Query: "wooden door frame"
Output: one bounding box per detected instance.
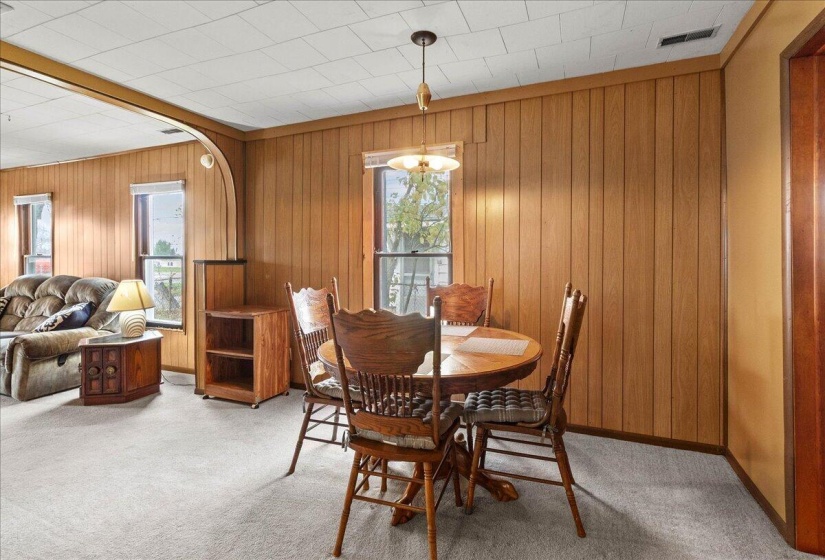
[779,9,825,552]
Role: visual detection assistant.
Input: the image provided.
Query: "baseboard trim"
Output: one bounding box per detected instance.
[724,449,790,543]
[567,424,726,455]
[162,366,195,375]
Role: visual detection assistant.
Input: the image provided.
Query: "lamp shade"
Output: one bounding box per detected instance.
[107,280,155,312]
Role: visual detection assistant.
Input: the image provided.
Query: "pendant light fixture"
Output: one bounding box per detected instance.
[387,31,460,175]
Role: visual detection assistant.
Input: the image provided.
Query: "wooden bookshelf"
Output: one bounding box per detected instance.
[203,306,289,408]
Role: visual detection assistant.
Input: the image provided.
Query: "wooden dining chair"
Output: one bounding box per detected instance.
[462,283,588,538]
[327,295,463,560]
[285,278,360,475]
[425,277,494,327]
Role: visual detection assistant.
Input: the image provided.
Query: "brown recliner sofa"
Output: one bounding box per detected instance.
[0,274,120,401]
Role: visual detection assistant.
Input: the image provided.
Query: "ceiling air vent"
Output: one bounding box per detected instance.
[160,128,185,135]
[658,26,720,47]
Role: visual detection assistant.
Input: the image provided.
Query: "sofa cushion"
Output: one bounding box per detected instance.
[85,290,119,331]
[25,295,64,320]
[34,275,79,300]
[66,278,118,307]
[0,275,53,333]
[34,302,95,333]
[3,275,49,299]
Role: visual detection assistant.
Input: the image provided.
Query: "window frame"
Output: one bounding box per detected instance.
[361,143,464,311]
[133,183,186,332]
[14,193,53,276]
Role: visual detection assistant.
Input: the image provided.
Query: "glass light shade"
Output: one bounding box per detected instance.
[387,153,460,174]
[107,279,155,312]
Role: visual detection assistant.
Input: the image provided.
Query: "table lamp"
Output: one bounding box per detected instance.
[107,279,155,338]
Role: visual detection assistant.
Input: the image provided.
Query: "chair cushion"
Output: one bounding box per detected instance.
[313,377,362,402]
[33,303,95,333]
[355,398,463,450]
[463,388,547,425]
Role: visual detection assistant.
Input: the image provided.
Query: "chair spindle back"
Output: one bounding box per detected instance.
[425,277,494,327]
[545,285,587,430]
[327,296,443,447]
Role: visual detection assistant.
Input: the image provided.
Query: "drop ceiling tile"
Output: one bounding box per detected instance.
[525,1,593,20]
[127,75,191,99]
[363,94,407,110]
[354,48,412,77]
[21,1,89,18]
[181,89,236,109]
[360,74,410,96]
[282,67,334,92]
[324,81,374,103]
[0,69,19,83]
[72,58,136,82]
[49,95,112,116]
[78,1,170,42]
[123,1,211,31]
[293,1,368,31]
[349,13,414,51]
[457,1,528,32]
[299,105,345,120]
[434,81,478,99]
[559,0,625,42]
[485,50,539,77]
[397,65,449,89]
[517,64,565,85]
[166,95,215,115]
[499,16,561,53]
[356,1,424,18]
[623,1,692,28]
[157,28,235,63]
[474,73,520,92]
[87,47,165,79]
[646,5,723,48]
[305,27,371,61]
[196,15,273,54]
[239,2,318,44]
[591,23,652,58]
[4,77,70,100]
[564,54,615,78]
[189,51,287,86]
[293,89,338,108]
[213,76,297,103]
[262,39,329,71]
[715,1,754,27]
[446,29,507,61]
[204,107,259,129]
[0,85,49,106]
[535,37,590,68]
[614,45,672,69]
[0,97,25,113]
[186,0,258,20]
[0,2,53,37]
[42,13,129,51]
[398,38,457,68]
[689,0,748,13]
[122,39,198,71]
[439,58,491,82]
[8,26,99,62]
[400,1,470,38]
[156,67,215,91]
[315,59,372,85]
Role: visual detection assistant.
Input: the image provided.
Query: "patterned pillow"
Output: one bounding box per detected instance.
[33,302,96,333]
[0,297,8,318]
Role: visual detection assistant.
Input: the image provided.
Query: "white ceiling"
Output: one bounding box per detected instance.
[0,0,753,134]
[0,68,193,169]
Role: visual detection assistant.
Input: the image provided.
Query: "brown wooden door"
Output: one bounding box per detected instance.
[789,52,825,555]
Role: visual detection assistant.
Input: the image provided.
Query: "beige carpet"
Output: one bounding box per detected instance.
[0,373,814,560]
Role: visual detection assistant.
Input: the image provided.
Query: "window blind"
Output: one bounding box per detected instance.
[13,193,51,205]
[129,180,185,195]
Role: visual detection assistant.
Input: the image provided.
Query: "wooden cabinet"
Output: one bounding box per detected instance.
[79,331,162,405]
[203,306,289,409]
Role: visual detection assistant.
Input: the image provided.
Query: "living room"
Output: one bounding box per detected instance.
[1,1,823,559]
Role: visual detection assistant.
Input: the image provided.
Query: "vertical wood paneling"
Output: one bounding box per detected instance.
[602,84,625,431]
[672,73,700,441]
[485,104,505,329]
[588,88,605,427]
[0,140,237,372]
[502,101,520,332]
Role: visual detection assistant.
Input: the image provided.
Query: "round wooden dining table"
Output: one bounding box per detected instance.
[316,325,543,525]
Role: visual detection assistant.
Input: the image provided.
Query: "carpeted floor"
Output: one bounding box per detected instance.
[0,373,814,560]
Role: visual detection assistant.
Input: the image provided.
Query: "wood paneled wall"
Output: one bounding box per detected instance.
[245,70,724,446]
[0,139,242,372]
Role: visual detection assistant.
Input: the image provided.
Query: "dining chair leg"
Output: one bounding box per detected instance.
[554,437,585,538]
[465,427,485,514]
[479,428,490,470]
[423,461,438,560]
[380,459,388,493]
[558,443,576,485]
[332,406,340,442]
[334,451,362,557]
[288,400,314,475]
[465,422,473,454]
[450,442,463,507]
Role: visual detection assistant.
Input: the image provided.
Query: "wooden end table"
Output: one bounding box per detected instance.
[79,330,162,405]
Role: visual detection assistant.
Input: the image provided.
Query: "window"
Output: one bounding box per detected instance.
[14,193,52,275]
[132,181,185,329]
[374,168,451,315]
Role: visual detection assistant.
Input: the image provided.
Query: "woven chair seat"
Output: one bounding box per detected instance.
[463,388,547,425]
[356,398,463,450]
[313,376,362,402]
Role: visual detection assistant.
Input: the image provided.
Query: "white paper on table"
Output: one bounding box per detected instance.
[454,337,529,356]
[441,325,478,336]
[416,352,452,375]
